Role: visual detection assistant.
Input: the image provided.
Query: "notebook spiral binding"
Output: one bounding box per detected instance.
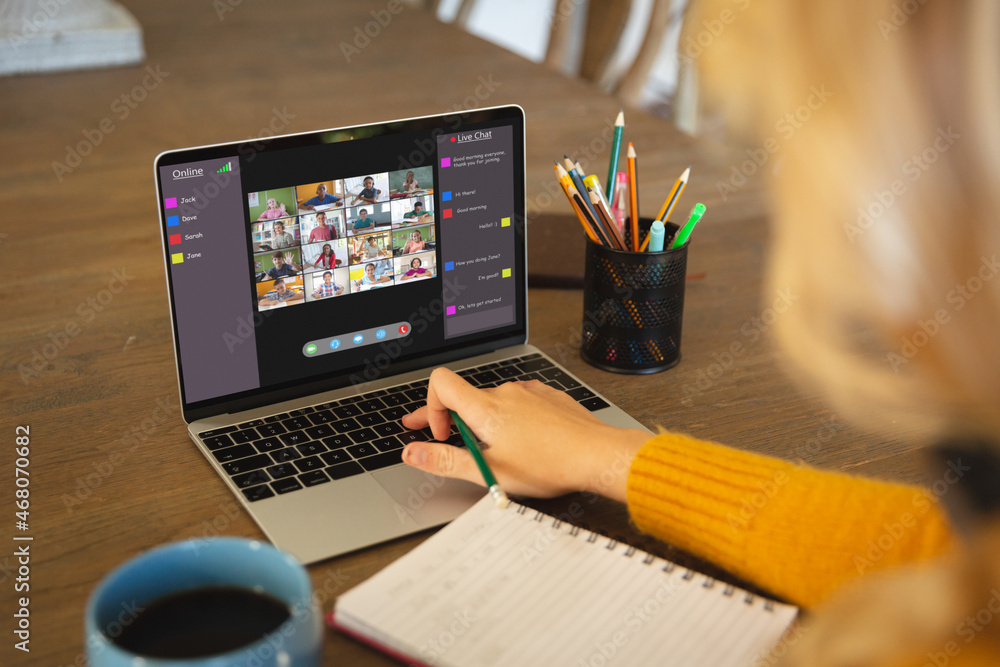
[510,501,776,612]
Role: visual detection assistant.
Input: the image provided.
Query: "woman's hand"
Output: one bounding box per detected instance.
[400,368,650,501]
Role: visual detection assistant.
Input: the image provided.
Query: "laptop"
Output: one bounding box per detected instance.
[154,105,649,564]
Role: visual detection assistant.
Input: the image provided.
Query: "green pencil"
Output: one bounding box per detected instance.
[605,110,624,202]
[450,410,510,509]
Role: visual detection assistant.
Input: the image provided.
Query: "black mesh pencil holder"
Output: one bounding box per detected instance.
[581,221,687,374]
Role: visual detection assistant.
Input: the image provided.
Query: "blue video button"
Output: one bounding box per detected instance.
[353,334,364,344]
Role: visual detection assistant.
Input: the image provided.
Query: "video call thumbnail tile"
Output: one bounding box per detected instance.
[388,166,434,199]
[300,209,347,242]
[390,195,434,227]
[256,275,305,309]
[347,203,392,236]
[344,173,389,206]
[254,247,302,282]
[394,250,436,283]
[350,259,394,292]
[391,224,435,255]
[302,239,349,274]
[348,231,391,264]
[305,268,349,301]
[295,180,344,214]
[251,218,300,253]
[249,188,297,222]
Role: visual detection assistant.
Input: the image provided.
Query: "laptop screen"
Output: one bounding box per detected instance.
[155,106,526,420]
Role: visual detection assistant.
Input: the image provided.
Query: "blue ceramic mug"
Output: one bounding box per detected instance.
[86,538,322,666]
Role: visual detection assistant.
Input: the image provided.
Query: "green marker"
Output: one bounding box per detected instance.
[670,203,706,249]
[605,110,624,201]
[450,410,509,509]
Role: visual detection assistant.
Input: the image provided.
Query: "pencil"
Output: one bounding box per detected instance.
[583,174,611,213]
[555,164,604,245]
[606,109,624,201]
[450,410,509,509]
[655,166,690,223]
[564,157,601,224]
[589,188,626,251]
[626,143,639,251]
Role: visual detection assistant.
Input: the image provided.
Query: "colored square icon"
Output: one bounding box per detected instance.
[502,268,511,278]
[171,253,184,264]
[164,197,178,209]
[169,234,182,245]
[446,306,456,316]
[167,215,179,227]
[501,217,510,227]
[443,209,453,219]
[444,261,454,272]
[440,157,451,168]
[442,191,452,201]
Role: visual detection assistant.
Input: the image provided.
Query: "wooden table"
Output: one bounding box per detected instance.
[0,1,932,664]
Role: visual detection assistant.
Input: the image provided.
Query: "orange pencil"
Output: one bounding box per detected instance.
[626,143,639,250]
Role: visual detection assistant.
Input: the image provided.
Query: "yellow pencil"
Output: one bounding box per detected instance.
[655,166,690,222]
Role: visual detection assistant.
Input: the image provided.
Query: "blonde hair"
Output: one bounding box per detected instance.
[687,0,1000,437]
[684,2,1000,663]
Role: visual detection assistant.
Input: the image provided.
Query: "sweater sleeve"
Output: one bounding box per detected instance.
[626,432,955,609]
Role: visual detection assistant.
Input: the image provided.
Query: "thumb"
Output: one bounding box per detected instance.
[402,441,482,486]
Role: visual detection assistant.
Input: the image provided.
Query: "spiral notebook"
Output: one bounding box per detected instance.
[329,495,799,667]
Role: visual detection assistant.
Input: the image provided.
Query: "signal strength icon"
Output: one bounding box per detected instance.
[216,161,232,173]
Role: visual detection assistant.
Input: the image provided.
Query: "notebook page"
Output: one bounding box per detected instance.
[335,495,798,667]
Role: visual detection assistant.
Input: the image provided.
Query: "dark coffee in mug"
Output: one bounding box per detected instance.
[110,585,292,659]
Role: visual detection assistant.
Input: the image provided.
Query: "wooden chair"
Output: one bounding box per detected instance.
[429,0,696,132]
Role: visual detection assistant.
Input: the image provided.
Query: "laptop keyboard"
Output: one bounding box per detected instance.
[197,354,610,503]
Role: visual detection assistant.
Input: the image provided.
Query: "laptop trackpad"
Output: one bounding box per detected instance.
[372,466,484,526]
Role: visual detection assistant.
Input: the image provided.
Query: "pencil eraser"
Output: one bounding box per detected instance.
[490,486,511,509]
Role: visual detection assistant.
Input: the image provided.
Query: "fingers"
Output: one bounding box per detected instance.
[423,368,491,441]
[402,441,481,486]
[401,404,430,430]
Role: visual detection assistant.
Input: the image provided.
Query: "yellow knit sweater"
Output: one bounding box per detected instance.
[626,432,954,608]
[625,433,1000,666]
